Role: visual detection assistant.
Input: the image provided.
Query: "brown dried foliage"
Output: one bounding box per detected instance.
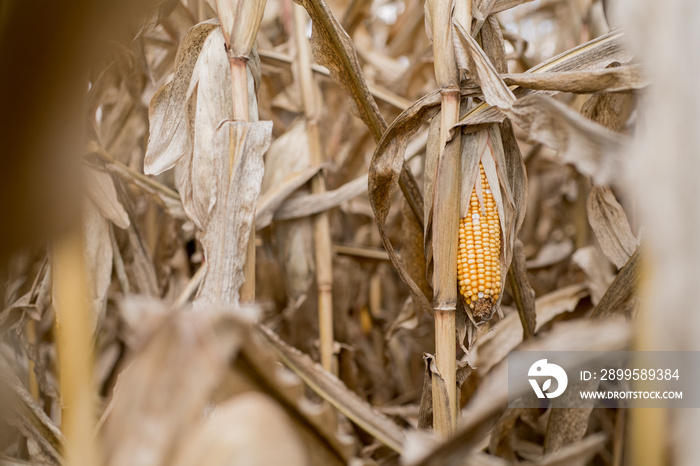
[1,0,663,464]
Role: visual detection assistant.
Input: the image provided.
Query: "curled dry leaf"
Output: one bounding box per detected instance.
[453,20,515,110]
[590,247,640,321]
[144,19,219,176]
[457,30,632,129]
[369,93,442,316]
[508,95,627,186]
[256,166,320,230]
[471,0,500,36]
[490,0,536,15]
[507,239,536,339]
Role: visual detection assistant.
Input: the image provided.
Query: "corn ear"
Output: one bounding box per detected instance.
[457,162,502,321]
[459,126,515,326]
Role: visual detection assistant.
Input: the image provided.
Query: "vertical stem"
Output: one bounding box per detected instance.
[228,55,256,303]
[432,91,460,436]
[229,58,250,122]
[54,229,98,466]
[293,3,335,374]
[426,0,470,435]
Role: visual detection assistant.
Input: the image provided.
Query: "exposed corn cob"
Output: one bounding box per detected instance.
[457,162,501,322]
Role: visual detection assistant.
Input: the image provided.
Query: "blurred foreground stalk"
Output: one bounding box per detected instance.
[53,229,98,466]
[621,1,700,464]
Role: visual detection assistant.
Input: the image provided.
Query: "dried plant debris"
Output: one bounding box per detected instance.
[0,0,649,464]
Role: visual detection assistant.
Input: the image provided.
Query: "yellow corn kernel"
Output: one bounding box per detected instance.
[456,162,501,322]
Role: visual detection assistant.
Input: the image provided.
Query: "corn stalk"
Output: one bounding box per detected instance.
[214,0,268,302]
[425,0,470,436]
[292,5,336,374]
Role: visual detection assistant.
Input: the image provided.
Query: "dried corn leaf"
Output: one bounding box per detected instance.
[457,30,632,129]
[256,324,406,453]
[572,246,614,305]
[454,19,628,185]
[257,167,320,229]
[0,354,63,464]
[195,121,272,304]
[471,0,499,36]
[274,174,368,221]
[587,185,637,269]
[453,21,515,109]
[103,159,187,221]
[369,92,443,316]
[590,247,640,321]
[507,240,536,339]
[491,0,535,14]
[185,27,234,228]
[259,121,315,302]
[144,20,219,175]
[502,65,646,94]
[508,95,627,185]
[82,200,114,329]
[84,166,130,230]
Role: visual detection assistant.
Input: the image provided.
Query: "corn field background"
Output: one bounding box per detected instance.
[0,0,698,464]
